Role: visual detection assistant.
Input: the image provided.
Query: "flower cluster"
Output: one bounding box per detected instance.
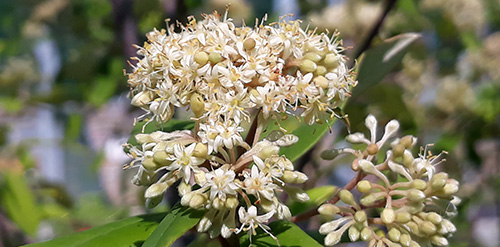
[319,115,459,247]
[124,11,355,242]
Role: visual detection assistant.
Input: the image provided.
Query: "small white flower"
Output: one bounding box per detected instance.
[243,165,278,201]
[166,143,205,183]
[236,205,275,237]
[204,166,239,201]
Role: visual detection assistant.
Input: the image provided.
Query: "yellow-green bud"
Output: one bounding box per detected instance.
[393,144,405,157]
[243,38,256,50]
[285,186,310,202]
[304,52,322,63]
[190,93,205,117]
[282,170,298,183]
[153,151,171,167]
[411,179,427,190]
[430,173,448,190]
[324,229,342,246]
[339,189,357,206]
[194,51,209,66]
[357,180,372,193]
[131,91,154,107]
[396,212,412,223]
[360,227,372,241]
[189,193,206,208]
[314,65,327,76]
[294,171,308,183]
[323,53,340,69]
[355,210,367,223]
[400,233,411,247]
[427,212,443,225]
[388,228,401,242]
[403,150,414,168]
[439,183,459,197]
[212,197,225,210]
[348,225,360,241]
[431,235,448,246]
[313,75,329,89]
[406,221,420,236]
[408,202,425,214]
[142,157,160,171]
[321,149,340,160]
[318,204,340,217]
[177,181,191,196]
[225,196,239,210]
[381,208,395,224]
[400,135,414,148]
[193,142,208,158]
[299,59,317,73]
[145,182,168,198]
[360,194,376,206]
[209,52,222,64]
[407,189,426,202]
[367,143,379,155]
[420,221,437,236]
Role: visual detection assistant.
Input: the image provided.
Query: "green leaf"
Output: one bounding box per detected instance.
[24,212,166,247]
[125,119,195,149]
[278,118,337,162]
[239,220,322,247]
[142,203,205,247]
[0,172,41,236]
[352,33,421,98]
[288,185,338,215]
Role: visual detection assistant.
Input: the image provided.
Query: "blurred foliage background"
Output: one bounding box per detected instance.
[0,0,499,246]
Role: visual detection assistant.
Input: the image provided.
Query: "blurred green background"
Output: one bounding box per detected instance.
[0,0,499,246]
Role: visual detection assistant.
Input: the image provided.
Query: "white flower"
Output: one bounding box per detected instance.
[166,143,205,183]
[243,165,278,201]
[204,167,239,200]
[236,206,275,236]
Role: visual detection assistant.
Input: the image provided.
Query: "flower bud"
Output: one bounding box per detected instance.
[420,221,437,236]
[400,233,411,247]
[348,225,360,241]
[320,149,340,160]
[243,38,256,50]
[384,119,400,139]
[426,212,442,225]
[324,229,342,246]
[275,134,299,147]
[209,52,222,64]
[194,51,209,65]
[212,197,225,210]
[430,173,448,190]
[408,202,425,214]
[285,186,310,202]
[318,204,340,218]
[395,211,412,223]
[197,216,212,232]
[145,195,163,209]
[407,189,426,202]
[400,135,415,148]
[403,150,414,168]
[131,91,154,107]
[346,133,366,144]
[180,192,193,206]
[355,210,367,223]
[190,93,205,117]
[431,235,448,246]
[265,130,285,142]
[193,142,208,157]
[294,171,308,183]
[282,170,298,183]
[367,143,379,155]
[360,227,372,241]
[299,59,317,73]
[411,179,427,190]
[315,66,327,76]
[323,53,340,69]
[145,182,169,198]
[409,240,421,247]
[304,52,322,63]
[189,193,207,208]
[225,196,239,210]
[406,221,421,236]
[357,181,372,194]
[153,151,171,167]
[194,171,206,185]
[313,75,329,89]
[392,144,405,158]
[381,208,395,224]
[339,189,357,206]
[142,157,160,171]
[257,144,280,159]
[177,181,191,196]
[388,228,401,242]
[360,194,376,206]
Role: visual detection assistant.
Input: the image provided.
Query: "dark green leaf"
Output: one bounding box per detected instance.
[142,203,205,247]
[288,186,338,215]
[239,220,322,247]
[352,33,421,98]
[24,212,166,247]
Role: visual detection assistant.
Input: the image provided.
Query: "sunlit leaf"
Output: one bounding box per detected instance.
[239,220,322,247]
[288,186,338,215]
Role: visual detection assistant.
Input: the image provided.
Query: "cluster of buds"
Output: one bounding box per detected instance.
[319,115,460,246]
[124,10,356,242]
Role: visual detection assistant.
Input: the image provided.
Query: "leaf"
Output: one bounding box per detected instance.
[288,186,338,215]
[352,33,421,97]
[142,203,205,247]
[24,212,166,247]
[0,172,41,236]
[278,119,337,162]
[125,119,195,149]
[239,220,322,247]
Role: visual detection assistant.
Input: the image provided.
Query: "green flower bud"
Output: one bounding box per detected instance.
[299,59,317,73]
[193,142,208,158]
[430,173,448,190]
[409,240,421,247]
[190,93,205,117]
[314,65,327,76]
[355,210,367,223]
[339,189,357,206]
[194,51,209,65]
[360,227,372,241]
[318,204,340,218]
[367,143,379,155]
[420,221,437,236]
[403,150,414,168]
[145,182,169,198]
[208,52,222,64]
[177,181,191,196]
[400,233,411,247]
[131,91,154,107]
[321,149,340,160]
[259,197,274,212]
[360,194,376,206]
[145,195,163,208]
[282,170,298,183]
[395,211,412,223]
[411,179,427,190]
[348,225,360,241]
[400,135,414,148]
[393,144,405,158]
[388,228,401,242]
[189,193,207,208]
[408,202,425,214]
[142,157,160,171]
[294,171,308,183]
[324,229,342,246]
[225,196,239,210]
[243,38,256,50]
[407,189,426,202]
[431,235,448,246]
[212,197,225,210]
[357,180,372,193]
[323,53,340,69]
[304,52,322,63]
[153,151,171,167]
[313,75,329,89]
[426,212,443,225]
[285,186,310,202]
[382,208,395,224]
